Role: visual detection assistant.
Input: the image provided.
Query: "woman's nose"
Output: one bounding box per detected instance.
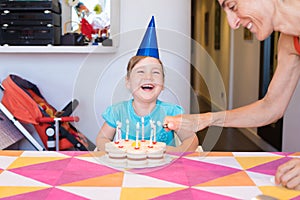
[227,12,240,29]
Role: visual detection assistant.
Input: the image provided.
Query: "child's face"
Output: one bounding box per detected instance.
[126,57,164,103]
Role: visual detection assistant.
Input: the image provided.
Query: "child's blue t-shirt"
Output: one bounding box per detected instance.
[102,99,184,146]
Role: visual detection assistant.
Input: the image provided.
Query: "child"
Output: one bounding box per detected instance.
[96,17,198,152]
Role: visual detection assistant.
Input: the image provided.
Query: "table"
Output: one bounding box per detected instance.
[1,151,300,200]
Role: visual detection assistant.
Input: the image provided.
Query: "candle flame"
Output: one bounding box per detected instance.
[131,141,140,148]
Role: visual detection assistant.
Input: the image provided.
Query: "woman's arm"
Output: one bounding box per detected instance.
[214,34,300,126]
[165,34,300,132]
[96,122,116,151]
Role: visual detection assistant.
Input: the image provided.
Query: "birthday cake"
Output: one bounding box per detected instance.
[104,139,166,167]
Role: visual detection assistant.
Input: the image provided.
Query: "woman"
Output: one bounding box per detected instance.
[163,0,300,189]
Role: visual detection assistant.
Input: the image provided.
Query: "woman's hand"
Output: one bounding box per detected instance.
[275,158,300,190]
[163,113,212,133]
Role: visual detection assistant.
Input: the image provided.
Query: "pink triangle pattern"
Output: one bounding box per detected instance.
[10,157,121,185]
[291,195,300,200]
[272,152,294,156]
[151,188,237,200]
[59,151,89,157]
[247,157,292,176]
[137,157,241,186]
[0,187,88,200]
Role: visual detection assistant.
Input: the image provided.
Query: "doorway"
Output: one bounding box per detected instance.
[258,32,282,151]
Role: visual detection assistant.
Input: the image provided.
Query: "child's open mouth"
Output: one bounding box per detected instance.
[141,84,154,91]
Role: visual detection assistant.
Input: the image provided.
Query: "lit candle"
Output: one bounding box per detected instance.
[118,122,123,147]
[115,121,120,144]
[125,119,129,141]
[135,122,140,149]
[141,117,145,142]
[149,120,154,148]
[115,121,122,144]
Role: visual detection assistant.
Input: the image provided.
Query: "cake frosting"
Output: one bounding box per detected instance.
[105,142,127,165]
[146,147,165,164]
[127,147,148,166]
[104,139,166,167]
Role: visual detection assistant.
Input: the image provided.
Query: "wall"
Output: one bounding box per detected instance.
[232,25,260,136]
[0,0,191,149]
[282,82,300,151]
[232,28,260,110]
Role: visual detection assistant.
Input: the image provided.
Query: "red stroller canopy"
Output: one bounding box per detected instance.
[2,74,43,125]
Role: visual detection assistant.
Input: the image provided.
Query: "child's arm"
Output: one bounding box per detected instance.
[166,130,199,152]
[96,122,116,151]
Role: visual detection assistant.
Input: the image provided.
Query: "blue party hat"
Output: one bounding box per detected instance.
[136,16,159,59]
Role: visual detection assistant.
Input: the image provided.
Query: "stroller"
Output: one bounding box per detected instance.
[0,74,91,151]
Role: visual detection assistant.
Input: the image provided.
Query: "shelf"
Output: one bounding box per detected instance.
[0,45,117,54]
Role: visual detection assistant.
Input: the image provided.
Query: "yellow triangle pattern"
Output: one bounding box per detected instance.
[120,187,186,200]
[7,157,68,169]
[259,186,300,199]
[197,171,255,186]
[0,186,50,198]
[80,151,106,157]
[61,172,124,187]
[235,157,281,170]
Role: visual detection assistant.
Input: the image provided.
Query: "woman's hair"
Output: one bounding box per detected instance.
[126,56,164,78]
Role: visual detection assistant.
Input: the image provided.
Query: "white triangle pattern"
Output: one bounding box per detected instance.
[0,170,51,187]
[122,171,187,188]
[56,186,122,200]
[193,186,262,199]
[184,156,243,170]
[0,156,18,169]
[246,171,277,187]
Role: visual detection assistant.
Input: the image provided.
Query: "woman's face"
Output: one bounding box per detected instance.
[218,0,274,40]
[126,57,164,103]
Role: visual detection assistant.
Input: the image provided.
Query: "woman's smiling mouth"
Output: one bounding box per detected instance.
[247,22,253,30]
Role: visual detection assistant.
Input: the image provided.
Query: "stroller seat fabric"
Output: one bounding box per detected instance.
[1,74,89,151]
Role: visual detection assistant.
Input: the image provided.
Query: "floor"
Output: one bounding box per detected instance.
[192,96,263,152]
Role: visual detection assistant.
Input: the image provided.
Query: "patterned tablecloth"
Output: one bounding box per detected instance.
[1,151,300,200]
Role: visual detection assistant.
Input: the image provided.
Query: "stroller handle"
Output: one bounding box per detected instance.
[37,116,80,123]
